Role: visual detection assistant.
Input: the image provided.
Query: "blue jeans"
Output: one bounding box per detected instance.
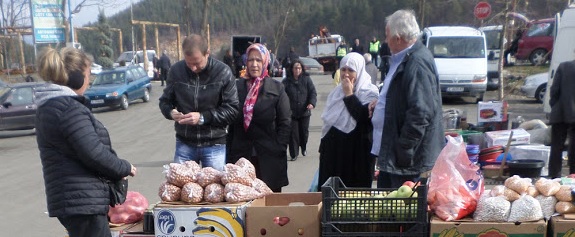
[174,138,226,171]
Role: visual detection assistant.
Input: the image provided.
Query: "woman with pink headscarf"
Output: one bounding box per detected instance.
[226,43,292,192]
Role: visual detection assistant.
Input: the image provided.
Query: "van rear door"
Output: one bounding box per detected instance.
[543,6,575,113]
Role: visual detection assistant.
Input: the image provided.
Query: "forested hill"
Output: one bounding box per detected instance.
[78,0,568,60]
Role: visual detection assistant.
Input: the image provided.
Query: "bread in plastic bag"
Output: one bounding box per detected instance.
[221,163,254,186]
[555,201,575,214]
[526,185,540,197]
[473,196,511,222]
[507,195,543,222]
[554,185,573,202]
[504,175,531,194]
[503,187,521,201]
[181,182,203,203]
[164,163,197,187]
[203,183,225,203]
[196,167,223,187]
[235,157,256,179]
[224,182,260,203]
[535,178,561,196]
[535,195,557,219]
[158,181,181,202]
[490,185,506,197]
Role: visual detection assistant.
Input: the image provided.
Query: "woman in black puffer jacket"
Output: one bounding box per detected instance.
[35,47,137,237]
[282,59,317,161]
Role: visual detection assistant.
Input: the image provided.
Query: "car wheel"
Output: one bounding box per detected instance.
[535,83,546,103]
[142,88,150,102]
[529,49,548,66]
[120,94,129,110]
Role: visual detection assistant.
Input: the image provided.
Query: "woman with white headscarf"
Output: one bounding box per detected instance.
[316,52,379,190]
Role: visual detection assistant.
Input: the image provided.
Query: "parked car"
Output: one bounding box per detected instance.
[299,57,324,75]
[514,18,555,65]
[84,65,152,110]
[0,82,47,131]
[91,63,103,75]
[521,72,547,103]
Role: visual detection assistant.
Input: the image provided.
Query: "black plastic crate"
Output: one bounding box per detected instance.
[321,177,429,237]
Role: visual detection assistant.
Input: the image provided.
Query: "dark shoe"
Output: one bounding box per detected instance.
[290,156,298,161]
[302,150,307,156]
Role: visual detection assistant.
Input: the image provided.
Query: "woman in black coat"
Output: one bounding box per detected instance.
[227,43,291,192]
[35,47,136,237]
[282,59,317,161]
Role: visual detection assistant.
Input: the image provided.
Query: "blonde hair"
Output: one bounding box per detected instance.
[37,47,90,86]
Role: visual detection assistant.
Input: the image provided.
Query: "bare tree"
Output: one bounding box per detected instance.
[0,0,30,29]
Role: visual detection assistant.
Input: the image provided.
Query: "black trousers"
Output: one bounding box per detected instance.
[549,123,575,178]
[289,116,311,158]
[160,68,169,85]
[58,214,111,237]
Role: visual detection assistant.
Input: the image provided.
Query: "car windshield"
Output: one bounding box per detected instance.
[428,37,485,58]
[92,72,126,85]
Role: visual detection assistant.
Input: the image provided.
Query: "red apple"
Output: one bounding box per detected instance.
[402,181,416,189]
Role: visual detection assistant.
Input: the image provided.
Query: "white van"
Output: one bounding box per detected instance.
[113,50,157,78]
[543,4,575,113]
[422,26,488,103]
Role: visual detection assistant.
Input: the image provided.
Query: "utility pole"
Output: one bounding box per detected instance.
[498,0,511,100]
[68,0,75,43]
[131,0,135,52]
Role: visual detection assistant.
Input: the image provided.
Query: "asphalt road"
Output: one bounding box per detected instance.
[0,74,546,236]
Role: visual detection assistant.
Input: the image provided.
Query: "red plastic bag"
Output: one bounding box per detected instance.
[428,135,484,221]
[108,191,149,224]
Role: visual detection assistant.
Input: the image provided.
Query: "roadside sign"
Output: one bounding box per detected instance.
[474,2,492,20]
[30,0,66,43]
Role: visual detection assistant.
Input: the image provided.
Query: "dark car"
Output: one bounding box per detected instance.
[299,57,325,75]
[84,65,152,110]
[0,82,47,131]
[515,18,555,65]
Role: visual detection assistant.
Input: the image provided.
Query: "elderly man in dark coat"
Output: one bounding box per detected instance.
[370,10,444,188]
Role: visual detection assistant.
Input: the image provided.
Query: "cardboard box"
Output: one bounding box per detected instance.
[245,192,322,237]
[485,128,531,147]
[478,101,508,123]
[430,216,547,237]
[549,215,575,237]
[120,222,154,237]
[153,201,250,237]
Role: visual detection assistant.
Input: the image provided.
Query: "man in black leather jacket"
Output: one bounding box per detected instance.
[159,34,239,171]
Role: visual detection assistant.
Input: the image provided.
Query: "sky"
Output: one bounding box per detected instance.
[71,0,141,27]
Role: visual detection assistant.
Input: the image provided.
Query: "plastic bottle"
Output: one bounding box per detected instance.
[511,115,525,129]
[282,67,286,79]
